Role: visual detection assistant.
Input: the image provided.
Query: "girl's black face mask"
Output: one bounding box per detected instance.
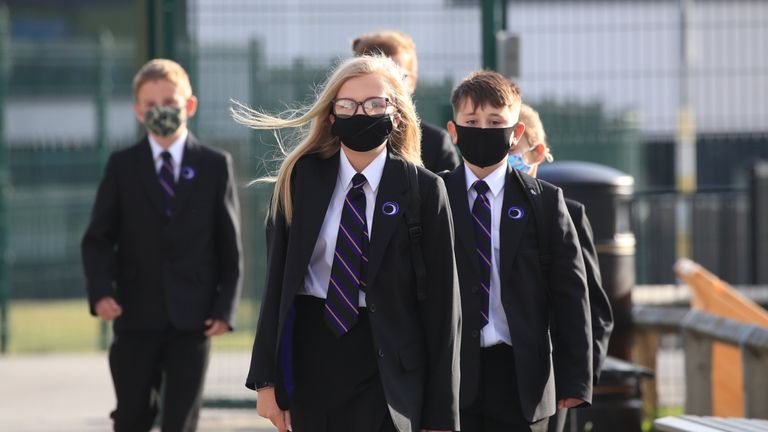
[455,124,515,168]
[331,114,394,153]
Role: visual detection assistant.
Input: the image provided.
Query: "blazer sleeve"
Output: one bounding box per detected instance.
[418,174,461,431]
[570,203,614,383]
[546,188,594,404]
[81,153,120,315]
[211,152,243,328]
[246,196,289,390]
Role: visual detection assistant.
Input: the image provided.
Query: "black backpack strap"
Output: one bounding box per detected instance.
[517,171,552,266]
[404,162,427,301]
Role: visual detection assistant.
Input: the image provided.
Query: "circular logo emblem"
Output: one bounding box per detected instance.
[181,166,196,180]
[507,206,525,220]
[382,201,399,216]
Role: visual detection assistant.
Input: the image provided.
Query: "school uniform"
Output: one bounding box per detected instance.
[548,199,614,432]
[443,162,593,432]
[246,148,461,432]
[82,132,243,431]
[420,121,460,174]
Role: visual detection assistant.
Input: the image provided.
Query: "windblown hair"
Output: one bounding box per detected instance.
[132,58,193,99]
[232,55,422,224]
[519,104,554,163]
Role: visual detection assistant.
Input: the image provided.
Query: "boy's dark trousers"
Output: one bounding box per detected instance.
[288,295,396,432]
[460,344,549,432]
[109,328,210,432]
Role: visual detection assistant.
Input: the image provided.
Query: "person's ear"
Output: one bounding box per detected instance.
[328,113,336,125]
[185,95,198,119]
[392,112,401,129]
[510,121,526,145]
[446,120,458,144]
[530,142,548,164]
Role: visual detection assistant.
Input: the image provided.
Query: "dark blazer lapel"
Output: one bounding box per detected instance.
[135,137,167,218]
[171,134,202,216]
[283,152,339,297]
[446,164,482,277]
[365,152,409,289]
[499,165,533,280]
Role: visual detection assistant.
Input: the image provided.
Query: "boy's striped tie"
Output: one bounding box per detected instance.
[158,151,176,217]
[471,180,492,327]
[324,173,369,337]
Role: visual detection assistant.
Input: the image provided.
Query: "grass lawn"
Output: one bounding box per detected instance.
[6,298,259,353]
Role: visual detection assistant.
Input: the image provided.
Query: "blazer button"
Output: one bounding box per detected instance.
[472,284,480,293]
[369,303,376,313]
[471,330,479,338]
[378,349,385,358]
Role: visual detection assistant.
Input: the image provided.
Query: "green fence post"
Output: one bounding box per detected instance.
[0,4,11,354]
[96,29,114,350]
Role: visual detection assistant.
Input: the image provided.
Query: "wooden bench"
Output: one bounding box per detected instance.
[655,415,768,431]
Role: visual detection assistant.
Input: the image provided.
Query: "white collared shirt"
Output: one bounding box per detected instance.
[465,163,512,347]
[300,147,388,306]
[149,130,188,182]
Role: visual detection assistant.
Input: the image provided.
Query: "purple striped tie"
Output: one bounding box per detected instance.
[324,173,369,337]
[472,180,491,327]
[158,151,176,217]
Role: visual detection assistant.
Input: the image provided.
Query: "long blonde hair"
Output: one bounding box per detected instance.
[232,55,422,224]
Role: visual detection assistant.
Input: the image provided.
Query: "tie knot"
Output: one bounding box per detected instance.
[352,173,368,190]
[161,151,172,163]
[473,180,489,195]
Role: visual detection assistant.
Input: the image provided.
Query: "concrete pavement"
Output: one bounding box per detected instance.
[0,352,275,432]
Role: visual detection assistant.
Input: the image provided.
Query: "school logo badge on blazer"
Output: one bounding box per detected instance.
[181,166,196,180]
[381,201,399,216]
[507,206,525,220]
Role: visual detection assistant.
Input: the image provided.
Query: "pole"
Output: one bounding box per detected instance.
[96,29,114,350]
[0,4,11,354]
[675,0,696,260]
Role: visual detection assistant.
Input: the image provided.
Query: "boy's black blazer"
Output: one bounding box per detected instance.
[564,199,613,383]
[246,150,461,432]
[82,134,243,331]
[420,121,460,174]
[444,163,593,423]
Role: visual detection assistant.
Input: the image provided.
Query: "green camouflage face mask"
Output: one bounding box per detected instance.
[144,105,183,137]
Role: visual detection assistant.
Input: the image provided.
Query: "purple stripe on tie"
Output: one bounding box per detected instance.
[159,178,176,197]
[481,282,490,294]
[324,304,348,333]
[344,197,366,227]
[334,250,362,286]
[339,222,364,256]
[163,160,174,173]
[471,213,491,239]
[353,180,366,189]
[476,248,492,268]
[480,194,491,210]
[329,275,359,314]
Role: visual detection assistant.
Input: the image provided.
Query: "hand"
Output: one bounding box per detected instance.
[204,319,229,337]
[557,398,584,409]
[94,297,122,321]
[257,387,291,431]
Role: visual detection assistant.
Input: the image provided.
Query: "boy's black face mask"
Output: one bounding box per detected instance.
[331,114,394,153]
[455,124,515,168]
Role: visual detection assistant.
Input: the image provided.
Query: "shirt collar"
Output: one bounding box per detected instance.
[149,130,188,164]
[339,147,387,193]
[464,162,506,198]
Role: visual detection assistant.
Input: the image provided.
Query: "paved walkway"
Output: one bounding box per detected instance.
[0,352,275,432]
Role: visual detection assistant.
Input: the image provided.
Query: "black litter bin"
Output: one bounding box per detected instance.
[565,356,654,432]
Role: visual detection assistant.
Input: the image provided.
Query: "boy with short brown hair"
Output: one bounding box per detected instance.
[442,70,593,431]
[82,58,242,431]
